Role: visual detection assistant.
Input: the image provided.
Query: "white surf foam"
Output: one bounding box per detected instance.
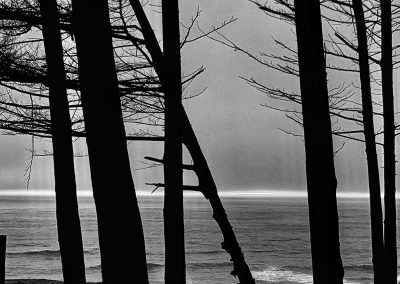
[253,266,313,283]
[253,266,361,284]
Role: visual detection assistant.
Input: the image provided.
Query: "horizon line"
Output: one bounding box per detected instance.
[0,189,394,199]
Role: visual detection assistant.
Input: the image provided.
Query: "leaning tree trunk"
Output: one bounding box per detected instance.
[161,0,186,283]
[38,1,86,283]
[380,1,397,283]
[293,0,344,283]
[181,110,255,284]
[142,108,256,284]
[128,1,255,283]
[352,0,385,282]
[71,1,149,283]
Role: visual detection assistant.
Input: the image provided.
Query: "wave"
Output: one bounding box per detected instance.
[253,266,361,284]
[344,264,372,272]
[87,262,163,272]
[7,249,60,258]
[187,249,222,255]
[188,261,232,269]
[86,264,102,272]
[7,248,98,258]
[148,263,163,270]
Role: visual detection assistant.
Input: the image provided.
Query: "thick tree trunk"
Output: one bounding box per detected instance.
[71,1,149,283]
[293,1,344,283]
[352,1,385,282]
[128,2,254,282]
[161,1,186,283]
[38,1,86,283]
[380,1,397,283]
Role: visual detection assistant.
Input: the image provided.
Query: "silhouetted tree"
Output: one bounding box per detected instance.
[180,111,256,284]
[161,0,186,283]
[351,0,385,282]
[70,0,149,282]
[380,1,397,283]
[38,0,86,282]
[294,0,344,282]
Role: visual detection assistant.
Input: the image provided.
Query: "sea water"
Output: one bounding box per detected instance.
[0,193,398,283]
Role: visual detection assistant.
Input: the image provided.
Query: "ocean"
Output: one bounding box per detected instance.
[0,192,398,283]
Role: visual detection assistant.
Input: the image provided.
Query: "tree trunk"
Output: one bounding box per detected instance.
[181,109,256,284]
[293,1,344,283]
[380,1,397,283]
[71,1,149,283]
[0,235,5,284]
[128,2,254,282]
[351,1,385,282]
[38,1,86,283]
[161,1,186,283]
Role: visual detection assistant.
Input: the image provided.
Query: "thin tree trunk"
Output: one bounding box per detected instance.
[380,1,397,283]
[128,2,255,282]
[71,1,149,283]
[351,1,385,282]
[161,1,186,283]
[181,110,256,284]
[38,1,86,283]
[293,1,344,283]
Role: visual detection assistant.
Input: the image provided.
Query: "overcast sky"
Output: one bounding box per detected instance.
[0,0,396,193]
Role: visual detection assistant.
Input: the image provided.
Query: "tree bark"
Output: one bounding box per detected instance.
[38,1,86,283]
[380,1,397,283]
[293,1,344,283]
[351,1,385,282]
[161,1,186,283]
[71,1,149,283]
